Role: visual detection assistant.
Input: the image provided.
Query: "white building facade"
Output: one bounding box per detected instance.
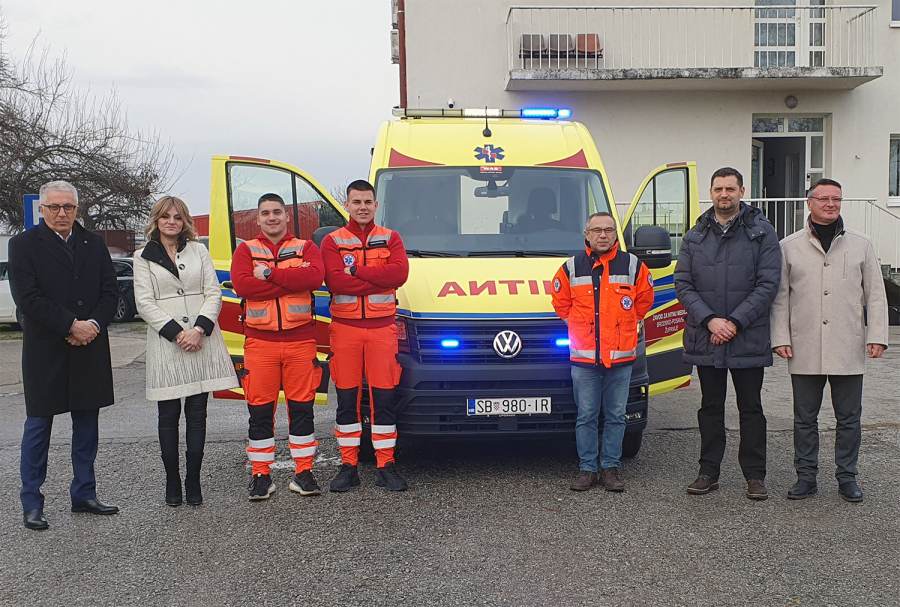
[400,0,900,269]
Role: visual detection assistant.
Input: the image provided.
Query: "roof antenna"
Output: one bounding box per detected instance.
[482,106,492,138]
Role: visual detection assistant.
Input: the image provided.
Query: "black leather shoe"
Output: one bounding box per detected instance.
[839,481,863,503]
[23,509,49,530]
[71,499,119,515]
[787,479,818,500]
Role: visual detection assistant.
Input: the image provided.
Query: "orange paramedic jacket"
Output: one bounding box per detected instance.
[552,241,655,368]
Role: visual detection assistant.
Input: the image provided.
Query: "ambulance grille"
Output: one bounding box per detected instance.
[409,319,570,365]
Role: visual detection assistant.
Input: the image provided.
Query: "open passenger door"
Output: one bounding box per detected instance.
[622,162,699,395]
[207,155,348,404]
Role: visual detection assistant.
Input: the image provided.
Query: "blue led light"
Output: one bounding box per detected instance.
[555,338,570,347]
[557,109,572,118]
[441,339,460,348]
[522,108,559,118]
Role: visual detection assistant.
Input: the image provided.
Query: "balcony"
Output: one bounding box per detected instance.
[506,5,882,91]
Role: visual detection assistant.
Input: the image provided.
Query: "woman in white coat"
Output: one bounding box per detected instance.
[133,196,238,506]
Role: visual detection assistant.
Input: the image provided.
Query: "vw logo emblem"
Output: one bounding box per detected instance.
[493,330,522,359]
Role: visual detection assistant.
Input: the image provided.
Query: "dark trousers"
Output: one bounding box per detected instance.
[158,392,209,455]
[20,410,99,511]
[696,366,767,481]
[791,374,863,483]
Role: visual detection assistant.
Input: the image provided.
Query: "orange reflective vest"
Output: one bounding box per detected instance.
[243,238,313,331]
[329,225,397,319]
[551,242,655,367]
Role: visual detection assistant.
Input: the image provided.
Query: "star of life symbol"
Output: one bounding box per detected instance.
[342,254,356,266]
[475,144,505,163]
[621,296,633,310]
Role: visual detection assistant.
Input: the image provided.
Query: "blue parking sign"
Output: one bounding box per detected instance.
[23,194,40,229]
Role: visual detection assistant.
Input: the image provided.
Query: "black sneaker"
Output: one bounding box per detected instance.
[289,470,322,496]
[329,464,361,492]
[375,462,408,492]
[248,473,275,501]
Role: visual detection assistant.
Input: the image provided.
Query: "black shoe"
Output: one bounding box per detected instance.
[787,479,818,500]
[375,462,408,492]
[165,476,183,507]
[23,509,49,530]
[289,470,322,496]
[839,480,863,503]
[329,464,361,493]
[71,499,119,515]
[248,473,275,501]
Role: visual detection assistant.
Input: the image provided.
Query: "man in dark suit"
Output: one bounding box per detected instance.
[8,180,120,530]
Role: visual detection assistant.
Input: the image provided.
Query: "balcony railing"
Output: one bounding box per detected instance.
[507,5,880,87]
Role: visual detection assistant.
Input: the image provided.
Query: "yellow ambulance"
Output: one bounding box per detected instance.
[208,108,699,458]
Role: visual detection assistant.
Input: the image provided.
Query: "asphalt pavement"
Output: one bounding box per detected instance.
[0,323,898,607]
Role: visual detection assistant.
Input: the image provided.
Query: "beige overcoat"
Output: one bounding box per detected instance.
[770,223,889,375]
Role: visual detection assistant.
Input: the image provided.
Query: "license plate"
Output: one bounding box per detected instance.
[466,397,551,416]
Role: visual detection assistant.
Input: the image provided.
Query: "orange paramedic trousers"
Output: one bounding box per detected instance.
[329,322,402,468]
[242,338,322,475]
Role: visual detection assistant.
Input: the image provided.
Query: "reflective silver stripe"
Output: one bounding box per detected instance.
[248,451,275,462]
[607,274,631,284]
[367,294,395,304]
[370,424,397,435]
[570,276,592,287]
[337,437,361,446]
[287,304,311,314]
[372,438,397,449]
[248,438,275,449]
[333,236,362,246]
[333,295,357,305]
[367,233,391,245]
[570,347,596,360]
[290,446,317,458]
[247,245,270,256]
[565,257,575,277]
[289,433,315,445]
[611,349,637,360]
[628,254,639,283]
[279,245,304,255]
[335,423,362,433]
[246,308,268,318]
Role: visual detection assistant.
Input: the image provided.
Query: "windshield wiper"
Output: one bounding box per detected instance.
[466,250,571,258]
[406,249,461,258]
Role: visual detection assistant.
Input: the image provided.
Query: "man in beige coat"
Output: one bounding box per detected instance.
[771,178,889,503]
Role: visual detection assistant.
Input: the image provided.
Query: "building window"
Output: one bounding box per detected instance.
[890,136,900,200]
[894,0,900,25]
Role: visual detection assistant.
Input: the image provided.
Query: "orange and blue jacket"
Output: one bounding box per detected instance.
[552,242,655,367]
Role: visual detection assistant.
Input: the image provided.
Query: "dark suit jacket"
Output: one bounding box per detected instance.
[8,221,118,416]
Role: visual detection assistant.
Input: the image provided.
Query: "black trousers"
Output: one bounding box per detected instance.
[790,374,863,483]
[696,366,767,481]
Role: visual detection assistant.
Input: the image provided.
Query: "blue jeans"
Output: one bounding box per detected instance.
[20,410,99,512]
[571,364,632,471]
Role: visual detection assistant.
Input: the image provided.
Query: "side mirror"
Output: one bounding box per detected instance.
[631,225,672,269]
[312,226,339,248]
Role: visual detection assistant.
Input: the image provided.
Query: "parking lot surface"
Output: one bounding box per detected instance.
[0,324,898,606]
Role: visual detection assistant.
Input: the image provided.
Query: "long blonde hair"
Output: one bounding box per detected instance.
[145,196,198,242]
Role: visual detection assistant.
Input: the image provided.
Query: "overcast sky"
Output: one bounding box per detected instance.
[2,0,398,214]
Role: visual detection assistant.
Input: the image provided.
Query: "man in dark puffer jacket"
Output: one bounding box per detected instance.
[674,167,781,501]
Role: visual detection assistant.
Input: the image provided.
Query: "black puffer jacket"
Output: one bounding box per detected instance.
[674,203,782,369]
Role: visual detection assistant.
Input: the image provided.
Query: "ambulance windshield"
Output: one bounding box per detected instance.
[374,167,612,256]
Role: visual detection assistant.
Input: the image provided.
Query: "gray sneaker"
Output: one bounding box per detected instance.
[248,473,275,501]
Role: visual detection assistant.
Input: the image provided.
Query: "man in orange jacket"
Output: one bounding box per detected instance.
[552,212,655,492]
[321,180,410,492]
[231,193,325,501]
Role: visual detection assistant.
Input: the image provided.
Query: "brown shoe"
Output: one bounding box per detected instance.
[746,479,768,501]
[687,474,719,495]
[599,467,625,492]
[569,470,598,491]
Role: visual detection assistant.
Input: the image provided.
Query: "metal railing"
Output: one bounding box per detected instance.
[508,5,879,73]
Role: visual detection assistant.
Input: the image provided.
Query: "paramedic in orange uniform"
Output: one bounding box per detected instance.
[321,180,410,492]
[230,193,325,501]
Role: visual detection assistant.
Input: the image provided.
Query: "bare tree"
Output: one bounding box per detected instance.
[330,181,349,204]
[0,15,176,232]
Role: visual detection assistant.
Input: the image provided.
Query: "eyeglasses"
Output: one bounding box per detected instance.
[809,196,842,203]
[41,204,78,214]
[586,227,617,235]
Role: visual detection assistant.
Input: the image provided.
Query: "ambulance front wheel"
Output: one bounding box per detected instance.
[621,430,643,460]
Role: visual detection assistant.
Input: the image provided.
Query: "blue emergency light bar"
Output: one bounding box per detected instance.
[441,339,460,348]
[555,338,570,347]
[393,108,573,120]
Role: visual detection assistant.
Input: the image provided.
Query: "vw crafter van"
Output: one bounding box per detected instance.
[207,108,699,458]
